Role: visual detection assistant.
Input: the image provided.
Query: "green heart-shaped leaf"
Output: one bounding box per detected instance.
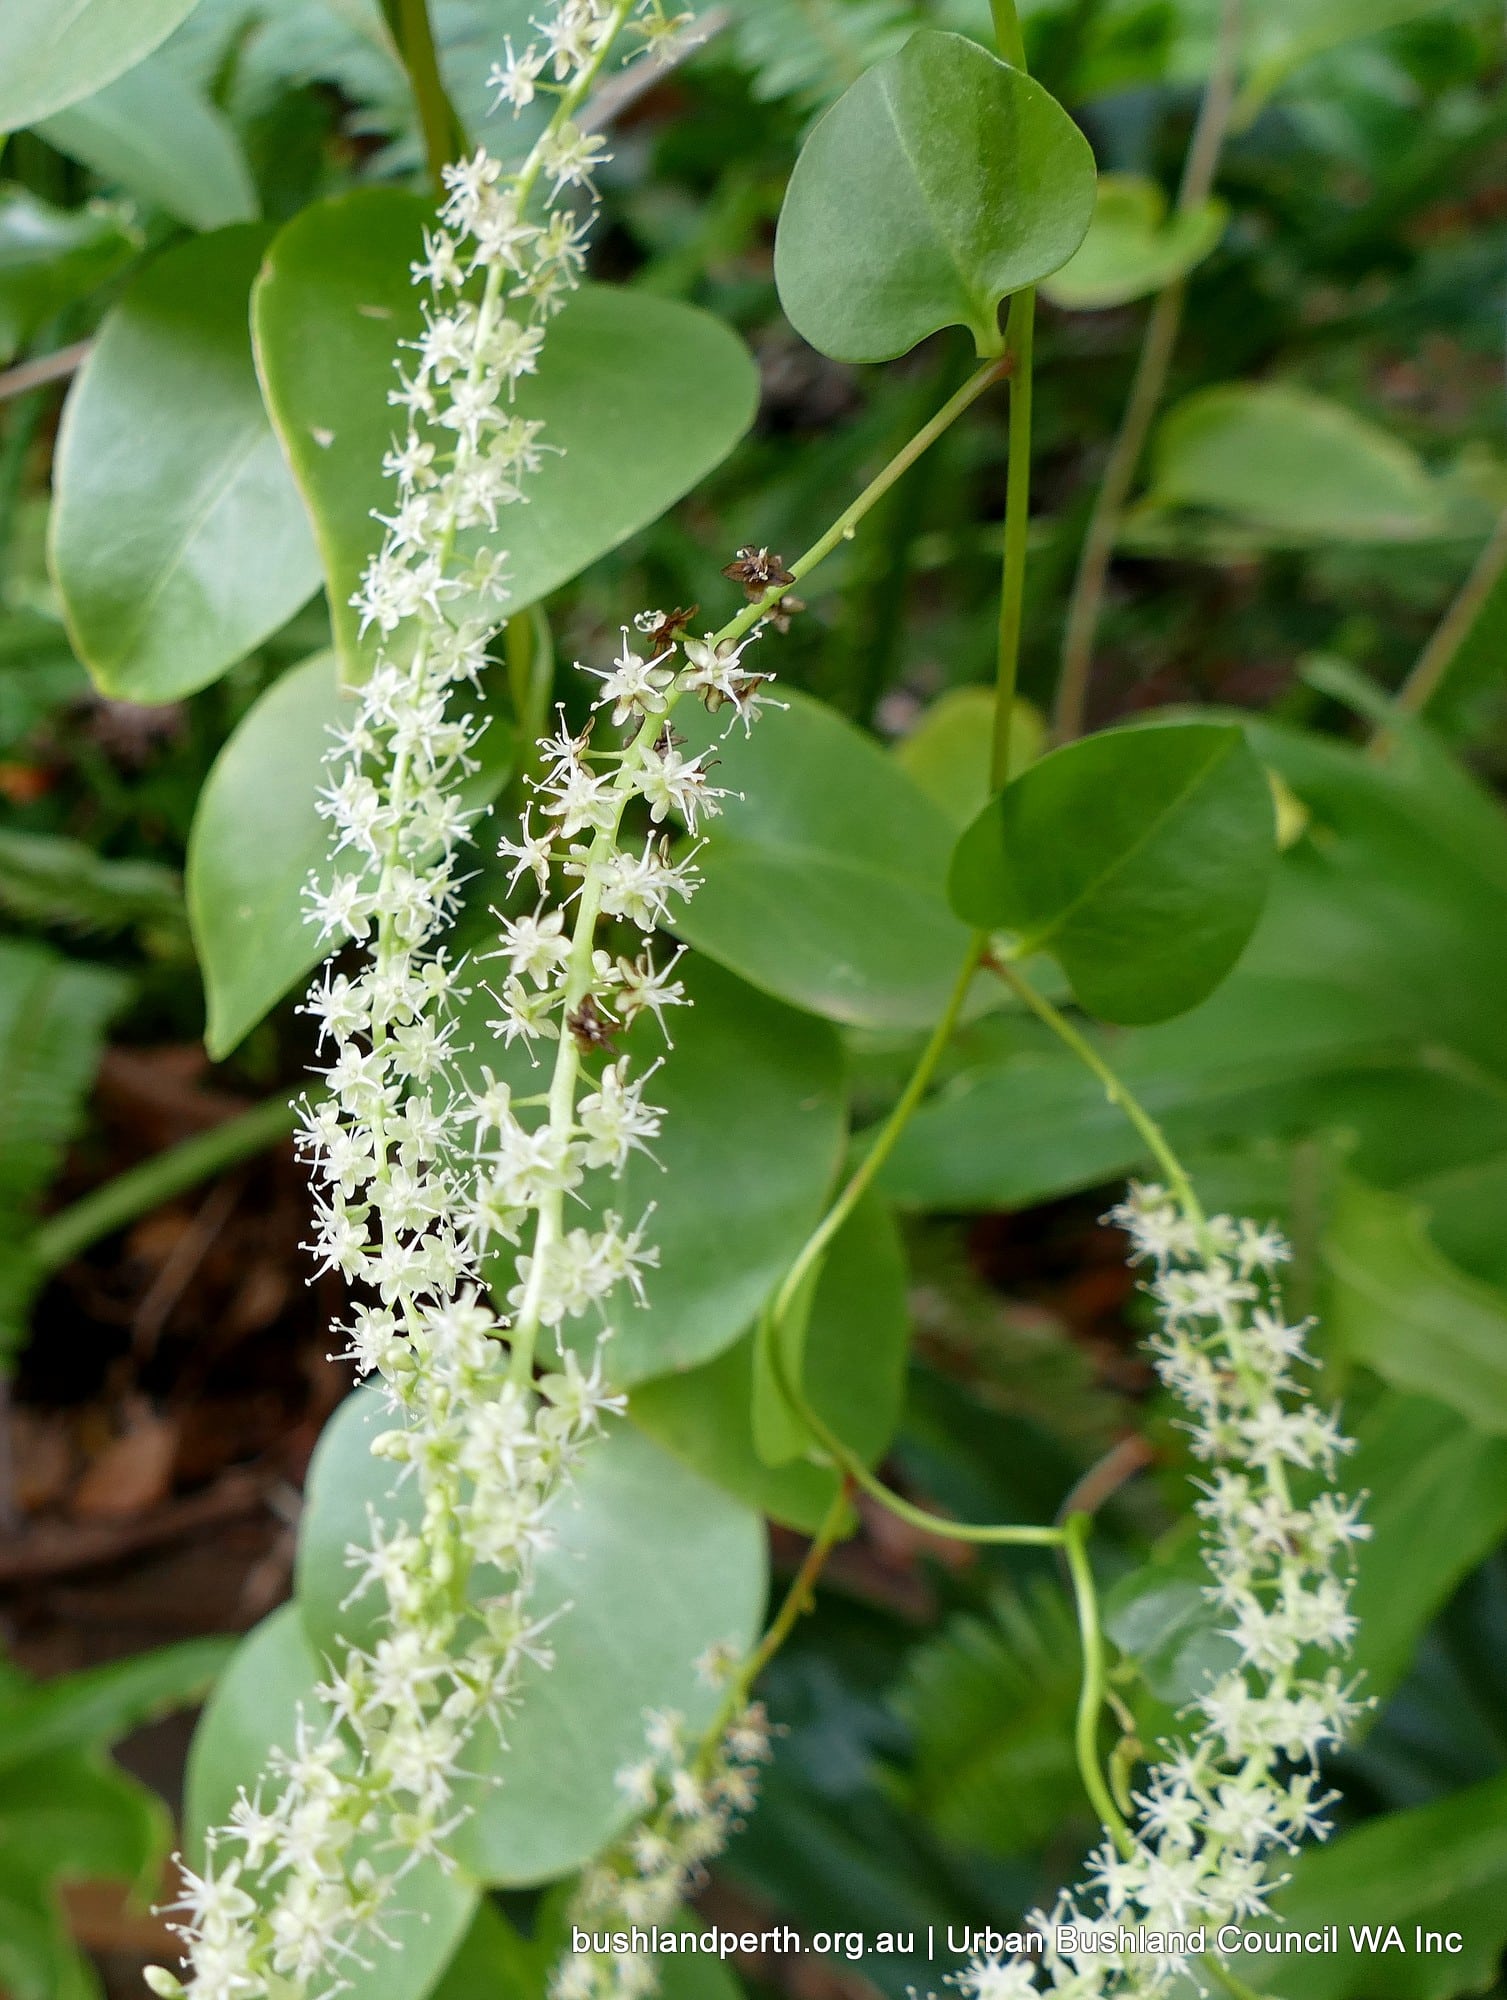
[949,720,1276,1024]
[452,952,848,1385]
[1041,173,1226,310]
[773,30,1096,362]
[188,650,514,1060]
[37,52,259,233]
[674,692,979,1031]
[1144,384,1449,544]
[253,189,759,679]
[632,1191,908,1531]
[0,0,199,130]
[295,1403,766,1886]
[184,1604,480,2000]
[50,225,322,704]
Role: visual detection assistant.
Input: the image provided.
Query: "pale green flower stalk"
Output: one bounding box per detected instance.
[143,7,772,1998]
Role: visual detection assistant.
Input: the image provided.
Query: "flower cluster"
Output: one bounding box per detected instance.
[553,1656,775,2000]
[147,6,787,1998]
[956,1185,1369,2000]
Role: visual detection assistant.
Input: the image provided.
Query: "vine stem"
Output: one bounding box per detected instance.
[382,0,468,193]
[1385,501,1507,730]
[1064,1511,1134,1852]
[770,939,982,1327]
[1051,0,1243,743]
[993,289,1036,788]
[735,1478,854,1703]
[730,356,1010,645]
[989,0,1028,67]
[990,955,1206,1228]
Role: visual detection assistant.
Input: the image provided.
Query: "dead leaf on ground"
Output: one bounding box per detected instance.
[70,1411,179,1520]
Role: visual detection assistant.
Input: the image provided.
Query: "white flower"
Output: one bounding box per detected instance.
[488,38,547,108]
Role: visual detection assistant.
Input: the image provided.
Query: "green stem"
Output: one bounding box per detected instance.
[1064,1510,1133,1851]
[991,957,1206,1227]
[727,357,1009,646]
[767,1310,1063,1548]
[31,1096,298,1276]
[992,289,1036,788]
[989,0,1028,66]
[770,938,983,1327]
[1203,1960,1267,2000]
[382,0,468,193]
[735,1477,854,1701]
[1387,502,1507,729]
[1051,0,1243,744]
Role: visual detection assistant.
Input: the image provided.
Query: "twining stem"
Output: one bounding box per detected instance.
[1387,502,1507,728]
[1065,1510,1134,1852]
[769,940,983,1327]
[1052,0,1244,743]
[990,956,1206,1227]
[728,357,1010,645]
[989,0,1028,68]
[382,0,468,193]
[734,1477,854,1702]
[993,289,1037,788]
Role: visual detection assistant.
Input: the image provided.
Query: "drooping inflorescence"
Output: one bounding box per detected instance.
[145,5,794,1996]
[954,1185,1369,2000]
[552,1648,776,2000]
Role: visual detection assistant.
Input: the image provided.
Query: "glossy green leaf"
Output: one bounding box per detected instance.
[0,1751,165,1900]
[1256,1772,1507,1999]
[889,706,1507,1210]
[574,958,845,1383]
[253,189,758,678]
[1041,174,1226,310]
[297,1401,766,1884]
[189,649,504,1053]
[1106,1556,1236,1714]
[184,1604,479,2000]
[1345,1390,1507,1704]
[187,653,342,1058]
[631,1192,908,1531]
[0,1637,232,1775]
[50,226,322,704]
[774,30,1096,362]
[455,953,846,1384]
[0,186,138,364]
[188,651,514,1059]
[37,54,258,233]
[674,692,978,1030]
[892,687,1044,830]
[1143,385,1449,545]
[0,0,198,130]
[879,977,1403,1212]
[949,721,1276,1025]
[1325,1178,1507,1434]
